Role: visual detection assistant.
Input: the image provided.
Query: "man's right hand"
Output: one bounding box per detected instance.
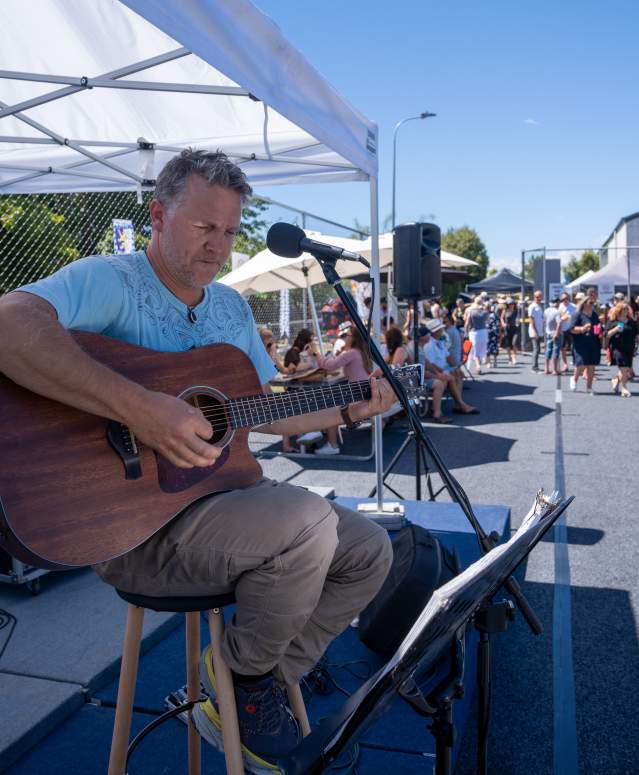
[128,391,221,469]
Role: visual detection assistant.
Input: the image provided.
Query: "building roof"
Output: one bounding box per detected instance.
[603,211,639,248]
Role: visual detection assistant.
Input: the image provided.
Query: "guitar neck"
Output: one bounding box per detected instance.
[226,379,371,428]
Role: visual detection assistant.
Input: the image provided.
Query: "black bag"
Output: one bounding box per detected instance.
[359,523,460,657]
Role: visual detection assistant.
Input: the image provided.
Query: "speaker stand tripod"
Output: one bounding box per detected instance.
[368,299,445,502]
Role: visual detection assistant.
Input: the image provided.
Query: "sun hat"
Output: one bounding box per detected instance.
[337,321,352,336]
[574,292,586,301]
[614,292,625,299]
[426,318,445,334]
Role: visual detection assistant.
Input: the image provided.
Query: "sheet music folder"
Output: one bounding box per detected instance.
[279,490,573,775]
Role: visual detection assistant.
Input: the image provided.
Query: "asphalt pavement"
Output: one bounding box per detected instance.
[257,352,639,775]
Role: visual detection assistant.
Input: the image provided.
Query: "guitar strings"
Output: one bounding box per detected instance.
[190,368,415,428]
[184,365,416,429]
[191,380,372,430]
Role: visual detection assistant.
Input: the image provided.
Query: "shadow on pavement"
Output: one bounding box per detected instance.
[254,423,517,475]
[455,581,639,775]
[541,525,605,545]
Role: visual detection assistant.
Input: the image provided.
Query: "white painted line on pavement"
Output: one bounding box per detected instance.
[553,375,578,774]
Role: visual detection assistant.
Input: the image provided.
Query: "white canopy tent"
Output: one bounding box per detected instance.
[565,269,595,290]
[221,232,478,297]
[579,256,639,295]
[1,0,389,498]
[0,0,378,192]
[220,232,371,295]
[219,231,370,352]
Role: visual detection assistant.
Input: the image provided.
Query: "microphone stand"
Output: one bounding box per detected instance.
[314,254,543,636]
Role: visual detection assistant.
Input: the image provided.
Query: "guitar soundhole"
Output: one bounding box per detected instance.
[156,385,235,494]
[187,393,228,444]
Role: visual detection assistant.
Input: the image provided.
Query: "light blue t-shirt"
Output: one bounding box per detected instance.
[18,251,276,385]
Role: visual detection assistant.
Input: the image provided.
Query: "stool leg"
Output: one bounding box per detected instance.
[207,608,244,775]
[287,683,311,737]
[108,604,144,775]
[186,611,201,775]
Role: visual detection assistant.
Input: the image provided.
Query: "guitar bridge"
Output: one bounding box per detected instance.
[106,421,142,480]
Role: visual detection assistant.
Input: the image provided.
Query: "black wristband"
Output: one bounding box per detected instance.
[340,405,362,430]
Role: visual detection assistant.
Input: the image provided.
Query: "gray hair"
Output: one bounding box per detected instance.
[154,148,252,208]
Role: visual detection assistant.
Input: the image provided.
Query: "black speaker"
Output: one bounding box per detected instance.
[392,222,441,299]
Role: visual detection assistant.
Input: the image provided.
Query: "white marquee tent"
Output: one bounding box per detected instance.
[578,256,639,293]
[565,269,595,291]
[0,0,378,192]
[0,0,387,492]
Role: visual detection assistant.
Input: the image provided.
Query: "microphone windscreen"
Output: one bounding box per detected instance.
[266,222,305,258]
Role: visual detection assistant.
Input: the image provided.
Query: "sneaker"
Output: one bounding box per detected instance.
[314,442,340,455]
[296,430,323,444]
[569,376,577,391]
[586,388,594,396]
[194,646,300,772]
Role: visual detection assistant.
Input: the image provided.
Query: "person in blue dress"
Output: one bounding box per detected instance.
[569,290,601,394]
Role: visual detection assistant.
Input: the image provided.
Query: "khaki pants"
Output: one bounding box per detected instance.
[95,478,392,685]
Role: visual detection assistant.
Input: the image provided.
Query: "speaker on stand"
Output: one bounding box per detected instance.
[373,223,442,501]
[393,222,441,301]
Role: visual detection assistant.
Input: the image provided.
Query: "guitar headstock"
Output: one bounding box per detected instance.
[390,364,424,401]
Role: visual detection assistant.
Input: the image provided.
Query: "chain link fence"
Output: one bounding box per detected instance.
[0,190,380,347]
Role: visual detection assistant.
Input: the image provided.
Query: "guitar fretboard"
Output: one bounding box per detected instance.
[226,379,371,429]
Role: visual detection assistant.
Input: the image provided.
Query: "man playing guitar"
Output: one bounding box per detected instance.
[0,149,394,770]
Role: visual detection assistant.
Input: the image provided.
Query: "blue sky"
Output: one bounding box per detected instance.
[254,0,639,271]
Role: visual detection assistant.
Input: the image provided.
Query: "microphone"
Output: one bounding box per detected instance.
[266,222,370,268]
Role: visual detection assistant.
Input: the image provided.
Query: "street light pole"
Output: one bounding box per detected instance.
[391,111,436,230]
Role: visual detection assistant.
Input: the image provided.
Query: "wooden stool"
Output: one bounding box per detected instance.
[108,590,311,775]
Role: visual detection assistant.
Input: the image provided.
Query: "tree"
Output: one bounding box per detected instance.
[441,225,489,282]
[563,249,600,283]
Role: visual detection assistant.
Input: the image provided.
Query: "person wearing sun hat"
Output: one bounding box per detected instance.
[332,320,352,356]
[424,318,479,419]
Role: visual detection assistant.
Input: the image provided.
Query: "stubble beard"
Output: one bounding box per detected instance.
[160,232,206,291]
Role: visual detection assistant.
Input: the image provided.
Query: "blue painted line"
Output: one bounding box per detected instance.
[552,375,579,774]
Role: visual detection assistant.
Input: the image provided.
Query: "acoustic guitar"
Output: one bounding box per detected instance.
[0,332,421,570]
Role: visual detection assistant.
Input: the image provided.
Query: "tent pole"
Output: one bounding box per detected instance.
[306,278,324,355]
[369,176,384,510]
[520,250,526,350]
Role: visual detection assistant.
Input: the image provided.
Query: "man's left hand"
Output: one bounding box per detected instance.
[354,376,396,420]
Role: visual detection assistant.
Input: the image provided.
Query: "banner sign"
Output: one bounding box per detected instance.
[113,219,134,254]
[597,281,615,304]
[279,288,290,339]
[548,282,565,300]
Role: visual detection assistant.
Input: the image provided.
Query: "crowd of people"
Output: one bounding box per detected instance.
[261,284,638,454]
[439,286,639,396]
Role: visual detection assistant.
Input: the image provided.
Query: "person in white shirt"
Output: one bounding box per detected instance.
[558,292,577,372]
[543,298,562,375]
[527,290,544,372]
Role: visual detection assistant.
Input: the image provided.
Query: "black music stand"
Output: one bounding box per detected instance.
[278,491,573,775]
